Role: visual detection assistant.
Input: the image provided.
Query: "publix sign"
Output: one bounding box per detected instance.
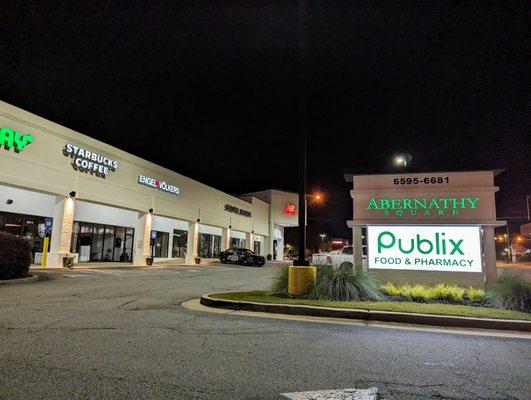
[137,174,180,196]
[367,225,482,272]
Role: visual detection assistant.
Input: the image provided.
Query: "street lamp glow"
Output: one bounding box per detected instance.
[393,153,412,167]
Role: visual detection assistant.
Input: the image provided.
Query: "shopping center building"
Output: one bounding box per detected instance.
[0,101,298,267]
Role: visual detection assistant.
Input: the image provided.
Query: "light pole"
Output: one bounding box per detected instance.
[287,0,317,296]
[294,0,309,267]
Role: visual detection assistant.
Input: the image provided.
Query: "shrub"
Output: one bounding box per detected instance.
[382,282,470,303]
[338,261,353,273]
[487,273,530,313]
[308,268,384,301]
[409,284,434,302]
[270,263,289,293]
[381,282,403,299]
[465,287,486,304]
[431,283,465,303]
[0,232,32,280]
[315,264,333,282]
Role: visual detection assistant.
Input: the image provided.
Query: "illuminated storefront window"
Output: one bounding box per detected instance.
[172,229,187,258]
[198,233,221,258]
[71,221,134,262]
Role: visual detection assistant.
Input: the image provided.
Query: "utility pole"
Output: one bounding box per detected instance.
[294,0,309,266]
[288,0,315,297]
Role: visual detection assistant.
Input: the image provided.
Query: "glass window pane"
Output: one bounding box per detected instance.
[113,227,126,261]
[162,232,169,257]
[172,229,187,258]
[102,226,115,262]
[212,235,221,258]
[199,233,213,258]
[71,221,80,253]
[78,223,93,262]
[91,224,105,261]
[151,231,169,258]
[123,233,133,262]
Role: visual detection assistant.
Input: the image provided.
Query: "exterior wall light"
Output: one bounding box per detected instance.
[148,208,153,214]
[229,225,232,228]
[69,191,76,198]
[196,218,200,223]
[6,199,13,205]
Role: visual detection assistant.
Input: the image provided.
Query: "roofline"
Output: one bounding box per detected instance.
[240,188,299,196]
[0,100,254,206]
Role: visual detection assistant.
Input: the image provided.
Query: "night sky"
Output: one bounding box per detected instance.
[1,1,529,244]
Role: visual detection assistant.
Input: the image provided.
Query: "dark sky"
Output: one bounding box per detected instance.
[1,1,529,241]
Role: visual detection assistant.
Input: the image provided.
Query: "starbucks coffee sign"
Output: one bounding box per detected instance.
[367,225,482,272]
[63,144,118,178]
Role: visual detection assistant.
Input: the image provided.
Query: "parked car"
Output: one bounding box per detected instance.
[219,247,265,266]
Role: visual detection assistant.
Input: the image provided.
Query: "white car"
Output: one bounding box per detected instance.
[312,246,354,268]
[312,245,368,269]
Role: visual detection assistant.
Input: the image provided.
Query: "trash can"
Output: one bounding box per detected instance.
[63,256,74,269]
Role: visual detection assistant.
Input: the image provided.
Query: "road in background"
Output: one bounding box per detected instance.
[1,264,529,399]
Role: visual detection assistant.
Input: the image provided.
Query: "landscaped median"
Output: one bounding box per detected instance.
[200,291,531,332]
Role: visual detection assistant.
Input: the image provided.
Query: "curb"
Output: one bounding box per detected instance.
[200,293,531,333]
[0,274,40,285]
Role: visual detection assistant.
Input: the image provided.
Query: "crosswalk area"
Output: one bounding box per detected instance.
[57,266,212,279]
[281,388,378,400]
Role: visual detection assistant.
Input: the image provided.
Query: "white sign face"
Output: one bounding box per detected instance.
[137,174,180,196]
[367,225,482,272]
[353,171,494,190]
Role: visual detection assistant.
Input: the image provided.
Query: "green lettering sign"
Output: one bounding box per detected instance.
[365,196,480,217]
[0,127,33,153]
[377,231,465,256]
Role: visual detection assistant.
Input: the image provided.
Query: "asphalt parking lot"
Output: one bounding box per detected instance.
[1,264,530,399]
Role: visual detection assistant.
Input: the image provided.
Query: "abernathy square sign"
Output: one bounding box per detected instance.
[347,170,504,286]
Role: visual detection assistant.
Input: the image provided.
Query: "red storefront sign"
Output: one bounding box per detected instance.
[283,203,296,216]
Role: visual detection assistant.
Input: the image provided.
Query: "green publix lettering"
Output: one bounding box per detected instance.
[366,196,480,217]
[0,127,33,153]
[377,231,464,255]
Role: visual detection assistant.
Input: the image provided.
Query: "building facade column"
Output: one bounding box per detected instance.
[185,221,199,264]
[268,221,275,258]
[134,211,152,266]
[483,226,497,284]
[47,196,76,267]
[276,225,284,260]
[221,227,231,251]
[352,225,364,271]
[246,232,253,251]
